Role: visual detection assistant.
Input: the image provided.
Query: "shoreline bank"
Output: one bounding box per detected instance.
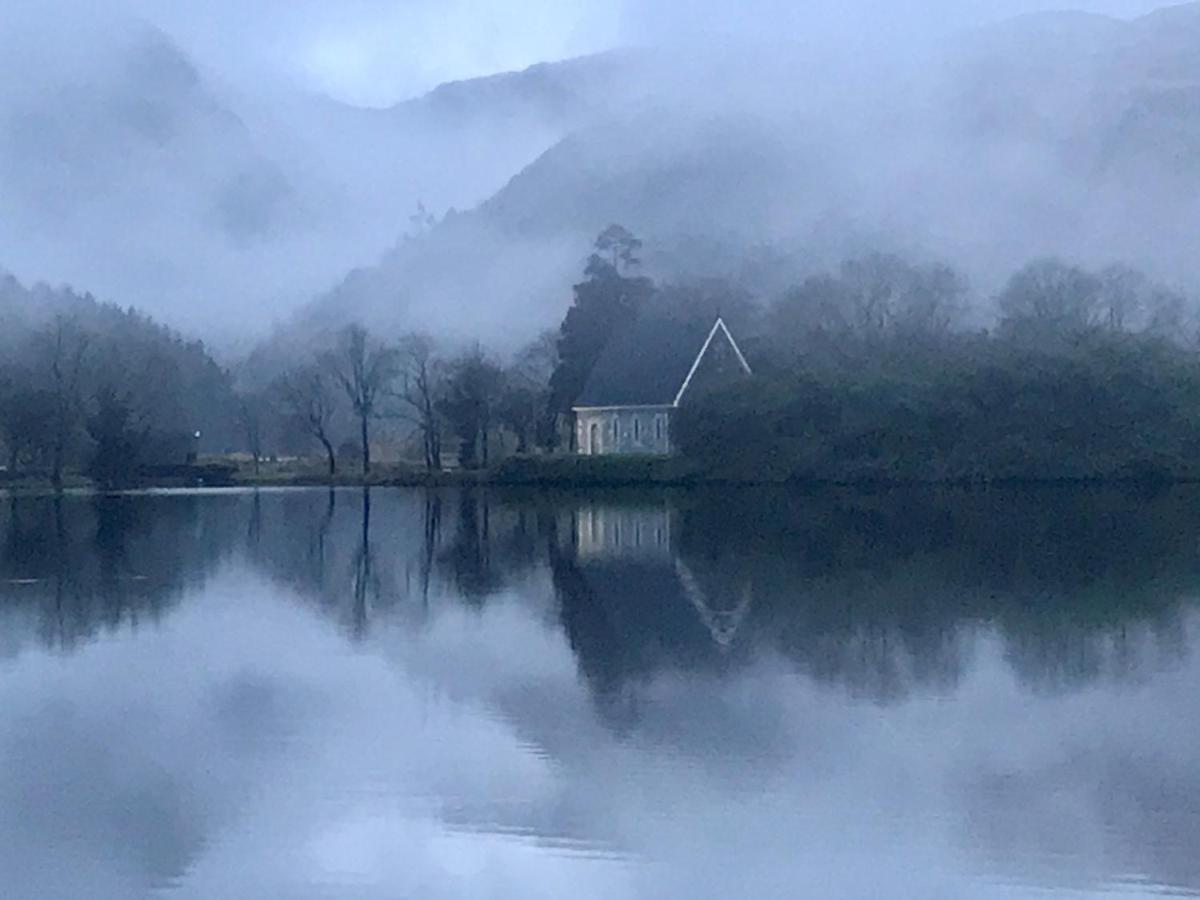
[2,454,1195,495]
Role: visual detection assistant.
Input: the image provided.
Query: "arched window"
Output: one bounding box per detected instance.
[634,417,641,441]
[655,415,665,441]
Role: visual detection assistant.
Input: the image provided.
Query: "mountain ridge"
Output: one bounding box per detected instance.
[7,4,1200,359]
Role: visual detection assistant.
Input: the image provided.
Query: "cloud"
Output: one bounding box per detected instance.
[0,0,1172,106]
[291,0,622,105]
[161,0,1173,104]
[0,0,1191,344]
[2,0,620,105]
[5,572,1198,898]
[620,0,1166,46]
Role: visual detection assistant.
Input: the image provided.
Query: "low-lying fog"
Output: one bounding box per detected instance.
[0,0,1192,354]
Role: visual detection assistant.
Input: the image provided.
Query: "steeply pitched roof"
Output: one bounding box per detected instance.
[574,315,748,408]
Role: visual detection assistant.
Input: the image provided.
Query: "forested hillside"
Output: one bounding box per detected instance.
[0,274,238,487]
[260,3,1200,359]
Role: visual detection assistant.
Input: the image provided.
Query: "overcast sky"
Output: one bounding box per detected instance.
[4,0,1175,104]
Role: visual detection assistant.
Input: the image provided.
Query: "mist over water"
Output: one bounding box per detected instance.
[1,487,1198,898]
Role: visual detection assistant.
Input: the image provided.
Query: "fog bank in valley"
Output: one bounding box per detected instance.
[0,0,1195,355]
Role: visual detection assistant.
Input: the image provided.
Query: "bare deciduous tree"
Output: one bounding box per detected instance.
[393,333,443,472]
[237,393,267,476]
[325,324,400,477]
[997,258,1103,339]
[277,366,339,476]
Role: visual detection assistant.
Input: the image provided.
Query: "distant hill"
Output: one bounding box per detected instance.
[0,270,239,454]
[0,20,623,346]
[264,3,1200,365]
[9,3,1200,363]
[0,24,312,340]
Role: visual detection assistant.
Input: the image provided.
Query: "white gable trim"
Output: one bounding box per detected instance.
[572,403,675,412]
[672,318,753,407]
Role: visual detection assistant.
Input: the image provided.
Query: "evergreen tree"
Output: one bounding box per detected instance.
[548,227,654,442]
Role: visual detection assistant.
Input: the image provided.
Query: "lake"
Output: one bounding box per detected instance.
[1,485,1198,899]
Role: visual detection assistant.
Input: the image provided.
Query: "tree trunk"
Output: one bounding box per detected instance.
[421,396,438,472]
[320,435,336,477]
[351,487,372,638]
[51,438,64,492]
[420,493,440,609]
[360,415,371,478]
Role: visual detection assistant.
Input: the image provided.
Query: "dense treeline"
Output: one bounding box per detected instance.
[243,322,558,477]
[676,257,1200,482]
[254,225,732,474]
[7,225,1200,486]
[0,275,238,488]
[248,226,650,474]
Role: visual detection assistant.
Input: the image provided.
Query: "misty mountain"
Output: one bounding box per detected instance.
[9,3,1200,361]
[0,18,621,346]
[0,24,310,339]
[947,5,1200,172]
[229,49,649,252]
[253,2,1200,366]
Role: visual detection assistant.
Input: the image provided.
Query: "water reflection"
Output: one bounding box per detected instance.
[546,488,1196,708]
[0,493,237,654]
[1,486,1199,898]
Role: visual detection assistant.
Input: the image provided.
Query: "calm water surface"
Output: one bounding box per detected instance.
[1,486,1199,899]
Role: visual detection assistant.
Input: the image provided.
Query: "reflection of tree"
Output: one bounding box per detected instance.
[245,489,262,550]
[434,491,557,604]
[18,484,1193,700]
[684,487,1200,695]
[548,486,1200,711]
[349,487,376,639]
[1,493,238,653]
[49,496,70,647]
[439,490,499,602]
[418,492,442,610]
[229,487,558,629]
[998,601,1187,692]
[315,488,336,586]
[548,538,643,730]
[238,489,451,630]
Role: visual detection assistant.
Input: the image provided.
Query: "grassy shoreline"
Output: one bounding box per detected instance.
[2,453,1196,495]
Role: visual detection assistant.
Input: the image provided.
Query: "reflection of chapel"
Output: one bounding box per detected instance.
[563,503,754,651]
